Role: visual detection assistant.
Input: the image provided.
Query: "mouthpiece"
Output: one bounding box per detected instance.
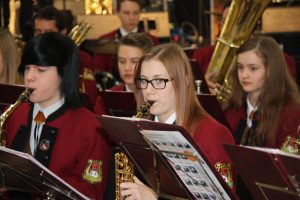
[18,88,32,101]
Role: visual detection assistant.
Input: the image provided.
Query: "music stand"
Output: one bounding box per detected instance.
[99,90,230,129]
[0,83,92,111]
[98,91,136,117]
[99,115,235,200]
[224,144,300,200]
[0,84,24,108]
[0,146,90,199]
[197,94,231,130]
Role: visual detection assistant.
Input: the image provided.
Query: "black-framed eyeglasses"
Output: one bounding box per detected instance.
[135,78,174,90]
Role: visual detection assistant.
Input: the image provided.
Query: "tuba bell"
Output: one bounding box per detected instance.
[68,22,92,46]
[206,0,271,103]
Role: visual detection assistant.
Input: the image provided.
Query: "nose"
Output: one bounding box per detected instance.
[24,67,36,83]
[239,68,249,79]
[124,61,131,70]
[128,13,135,20]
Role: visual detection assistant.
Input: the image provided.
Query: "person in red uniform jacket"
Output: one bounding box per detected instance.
[4,33,111,200]
[223,35,300,200]
[192,44,297,81]
[93,0,159,74]
[192,2,297,84]
[117,43,237,200]
[93,33,154,115]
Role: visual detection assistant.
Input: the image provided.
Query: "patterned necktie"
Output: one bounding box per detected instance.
[34,111,46,150]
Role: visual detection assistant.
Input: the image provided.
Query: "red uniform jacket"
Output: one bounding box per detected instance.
[192,45,297,80]
[93,83,126,115]
[225,102,300,148]
[4,103,111,200]
[80,50,94,74]
[193,115,236,190]
[93,29,159,73]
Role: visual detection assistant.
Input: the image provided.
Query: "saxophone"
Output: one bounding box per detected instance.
[115,101,153,200]
[0,88,31,146]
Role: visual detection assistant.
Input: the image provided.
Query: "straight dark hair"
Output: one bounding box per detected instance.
[34,6,66,32]
[18,32,81,108]
[116,0,143,11]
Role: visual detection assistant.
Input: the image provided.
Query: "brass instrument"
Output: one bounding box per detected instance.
[68,22,92,46]
[115,152,134,200]
[0,89,31,146]
[115,101,153,200]
[206,0,271,103]
[134,101,153,119]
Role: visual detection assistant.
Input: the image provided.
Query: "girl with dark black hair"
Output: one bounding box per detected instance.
[4,32,111,200]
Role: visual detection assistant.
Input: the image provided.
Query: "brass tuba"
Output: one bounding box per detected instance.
[115,101,153,200]
[206,0,271,103]
[0,89,31,146]
[68,22,92,46]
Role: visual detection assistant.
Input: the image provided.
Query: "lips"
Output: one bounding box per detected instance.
[241,81,251,86]
[124,74,133,78]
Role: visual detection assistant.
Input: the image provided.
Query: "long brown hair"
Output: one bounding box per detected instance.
[134,43,207,133]
[226,35,300,145]
[0,28,20,84]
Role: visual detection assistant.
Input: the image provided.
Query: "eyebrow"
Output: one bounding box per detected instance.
[118,56,140,60]
[140,74,168,79]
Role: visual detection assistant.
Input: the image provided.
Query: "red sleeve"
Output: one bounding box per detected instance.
[273,103,300,148]
[61,118,111,200]
[193,115,236,190]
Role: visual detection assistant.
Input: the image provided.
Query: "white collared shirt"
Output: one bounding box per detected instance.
[125,84,132,92]
[154,113,176,124]
[120,27,138,37]
[30,98,65,154]
[246,97,258,128]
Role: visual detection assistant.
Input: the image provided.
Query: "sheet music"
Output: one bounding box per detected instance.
[0,146,90,200]
[243,145,300,158]
[140,130,231,200]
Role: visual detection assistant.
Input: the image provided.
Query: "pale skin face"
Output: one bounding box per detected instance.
[237,50,266,106]
[24,65,62,108]
[117,1,141,33]
[34,19,65,36]
[118,45,143,90]
[140,59,176,123]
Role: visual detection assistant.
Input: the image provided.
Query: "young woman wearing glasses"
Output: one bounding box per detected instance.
[118,43,236,200]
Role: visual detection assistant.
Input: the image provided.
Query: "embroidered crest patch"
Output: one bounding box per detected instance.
[215,162,233,188]
[83,160,103,183]
[280,135,300,154]
[39,139,50,151]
